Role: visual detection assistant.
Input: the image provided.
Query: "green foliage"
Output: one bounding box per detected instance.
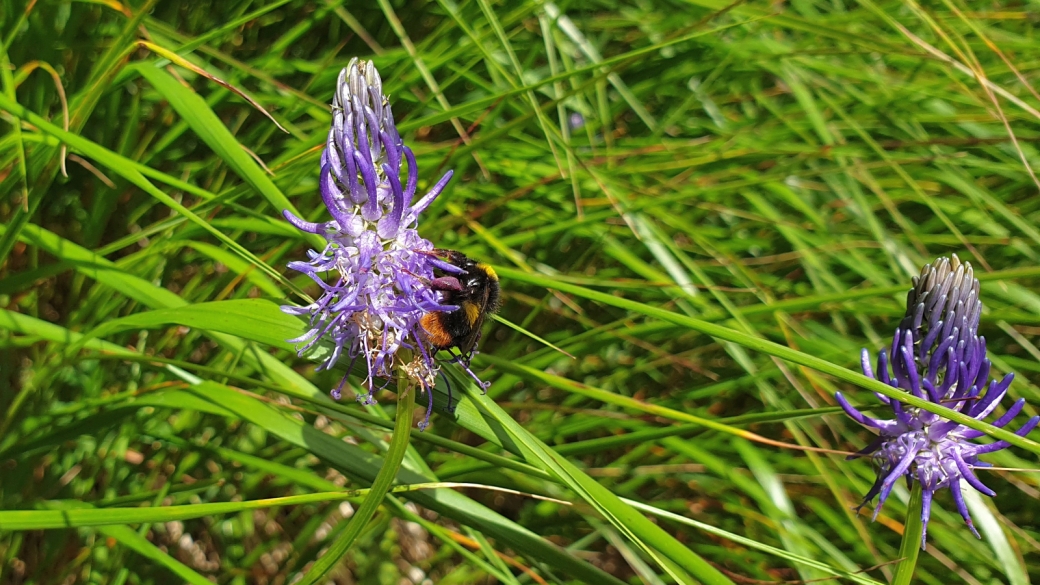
[3,0,1040,583]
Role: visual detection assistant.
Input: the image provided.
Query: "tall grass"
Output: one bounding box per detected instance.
[2,0,1040,583]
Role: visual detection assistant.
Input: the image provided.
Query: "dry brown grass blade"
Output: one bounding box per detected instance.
[136,40,289,135]
[67,154,115,188]
[443,530,551,585]
[879,9,1040,123]
[906,0,1040,196]
[14,61,68,193]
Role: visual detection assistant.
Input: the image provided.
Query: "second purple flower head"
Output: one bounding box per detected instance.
[837,255,1038,548]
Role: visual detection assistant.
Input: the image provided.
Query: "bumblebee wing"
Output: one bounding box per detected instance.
[457,285,493,356]
[458,315,486,356]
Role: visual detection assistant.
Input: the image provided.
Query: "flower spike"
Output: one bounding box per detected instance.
[280,58,461,430]
[840,255,1035,548]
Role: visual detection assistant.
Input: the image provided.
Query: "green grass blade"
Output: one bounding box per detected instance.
[963,487,1029,585]
[496,267,1040,455]
[129,64,316,248]
[892,483,924,585]
[183,381,629,585]
[297,378,415,585]
[460,384,733,585]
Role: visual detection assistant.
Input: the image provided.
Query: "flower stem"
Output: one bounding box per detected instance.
[892,482,924,585]
[297,376,416,585]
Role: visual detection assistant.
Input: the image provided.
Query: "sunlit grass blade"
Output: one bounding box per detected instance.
[295,381,413,585]
[891,484,924,585]
[496,267,1040,455]
[181,380,630,585]
[459,382,733,585]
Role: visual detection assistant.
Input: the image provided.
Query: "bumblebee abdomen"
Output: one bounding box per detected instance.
[420,309,476,350]
[420,312,453,349]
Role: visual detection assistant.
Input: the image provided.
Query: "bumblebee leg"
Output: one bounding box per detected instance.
[460,330,483,364]
[439,369,455,413]
[449,348,491,393]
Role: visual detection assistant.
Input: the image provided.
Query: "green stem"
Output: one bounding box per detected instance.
[296,376,416,585]
[892,483,924,585]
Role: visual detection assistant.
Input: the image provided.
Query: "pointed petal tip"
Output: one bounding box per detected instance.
[1016,415,1040,437]
[870,502,883,522]
[860,348,875,379]
[965,518,981,539]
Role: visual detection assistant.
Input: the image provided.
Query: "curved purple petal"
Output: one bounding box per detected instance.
[877,443,921,507]
[928,417,960,442]
[989,398,1025,429]
[899,342,922,398]
[920,320,943,361]
[283,209,328,234]
[973,415,1040,453]
[377,162,405,239]
[970,375,1012,419]
[835,392,900,432]
[921,378,940,404]
[355,150,381,221]
[407,170,454,223]
[928,333,955,381]
[919,488,933,550]
[845,436,883,461]
[381,129,401,173]
[937,347,958,395]
[429,256,466,274]
[954,451,995,497]
[877,349,891,386]
[402,146,418,205]
[861,348,875,379]
[949,477,981,538]
[859,473,886,510]
[319,163,354,228]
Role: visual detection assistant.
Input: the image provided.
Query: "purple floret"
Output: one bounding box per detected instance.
[281,58,460,429]
[839,255,1038,548]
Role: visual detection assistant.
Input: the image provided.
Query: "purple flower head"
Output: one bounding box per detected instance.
[837,255,1038,549]
[281,58,457,429]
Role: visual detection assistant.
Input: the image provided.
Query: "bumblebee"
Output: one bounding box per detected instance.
[419,249,500,360]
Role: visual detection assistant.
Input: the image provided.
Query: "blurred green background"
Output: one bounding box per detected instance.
[3,0,1040,583]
